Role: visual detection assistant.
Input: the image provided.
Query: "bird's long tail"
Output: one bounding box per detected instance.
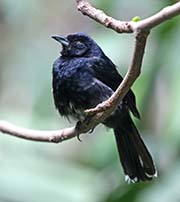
[114,115,157,183]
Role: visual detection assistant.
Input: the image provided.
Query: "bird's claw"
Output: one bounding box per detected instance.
[89,128,94,133]
[77,134,82,142]
[76,121,82,142]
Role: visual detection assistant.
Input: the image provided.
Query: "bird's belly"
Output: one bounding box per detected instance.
[56,96,86,121]
[66,101,86,121]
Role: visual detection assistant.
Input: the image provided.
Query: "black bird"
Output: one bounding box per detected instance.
[51,32,157,183]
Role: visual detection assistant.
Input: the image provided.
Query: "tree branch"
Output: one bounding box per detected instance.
[0,121,77,143]
[0,1,180,142]
[86,31,148,115]
[76,0,134,33]
[76,0,180,33]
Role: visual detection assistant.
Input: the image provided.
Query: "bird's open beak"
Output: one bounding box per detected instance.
[51,35,69,47]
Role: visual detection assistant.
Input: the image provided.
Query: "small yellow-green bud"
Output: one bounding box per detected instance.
[132,16,141,22]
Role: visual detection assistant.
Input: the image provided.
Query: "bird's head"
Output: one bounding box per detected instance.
[51,32,103,57]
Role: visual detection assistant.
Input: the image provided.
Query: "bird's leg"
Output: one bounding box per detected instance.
[83,114,96,134]
[75,114,96,141]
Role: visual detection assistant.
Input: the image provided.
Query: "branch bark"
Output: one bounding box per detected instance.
[0,1,180,142]
[76,0,180,33]
[0,121,77,143]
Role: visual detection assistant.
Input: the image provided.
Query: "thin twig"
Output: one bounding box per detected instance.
[135,2,180,31]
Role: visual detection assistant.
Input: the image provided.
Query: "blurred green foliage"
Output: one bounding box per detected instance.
[0,0,180,202]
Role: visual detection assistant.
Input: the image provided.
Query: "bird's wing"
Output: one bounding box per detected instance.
[69,69,114,110]
[90,57,140,119]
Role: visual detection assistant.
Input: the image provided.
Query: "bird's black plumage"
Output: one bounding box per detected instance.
[52,32,157,183]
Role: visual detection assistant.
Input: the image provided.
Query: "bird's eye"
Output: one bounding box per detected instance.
[74,41,85,49]
[76,41,82,45]
[70,40,88,56]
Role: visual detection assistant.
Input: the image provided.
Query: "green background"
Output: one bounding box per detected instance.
[0,0,180,201]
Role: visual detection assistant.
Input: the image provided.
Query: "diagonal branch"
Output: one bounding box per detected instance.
[76,0,134,33]
[77,0,180,115]
[86,31,148,115]
[135,2,180,31]
[0,1,180,142]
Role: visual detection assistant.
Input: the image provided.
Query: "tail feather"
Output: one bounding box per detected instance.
[114,116,157,183]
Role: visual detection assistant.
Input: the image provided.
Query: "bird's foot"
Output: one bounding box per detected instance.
[76,126,94,141]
